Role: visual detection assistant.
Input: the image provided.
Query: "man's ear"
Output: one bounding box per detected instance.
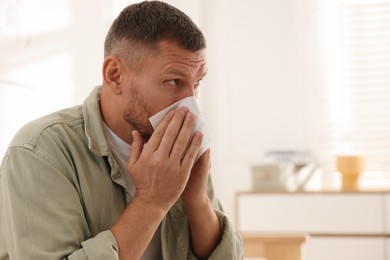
[102,56,124,94]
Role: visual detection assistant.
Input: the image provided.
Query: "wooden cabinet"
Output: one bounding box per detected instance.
[241,233,307,260]
[236,191,390,260]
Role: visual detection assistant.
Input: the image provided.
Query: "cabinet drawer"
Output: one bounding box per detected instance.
[237,194,383,234]
[306,237,385,260]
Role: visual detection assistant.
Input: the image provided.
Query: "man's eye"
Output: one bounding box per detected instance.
[167,79,179,86]
[195,79,202,87]
[194,79,203,89]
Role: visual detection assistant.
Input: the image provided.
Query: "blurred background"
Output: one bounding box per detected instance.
[1,0,390,227]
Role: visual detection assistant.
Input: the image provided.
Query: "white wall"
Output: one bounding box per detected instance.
[197,0,321,219]
[0,0,108,156]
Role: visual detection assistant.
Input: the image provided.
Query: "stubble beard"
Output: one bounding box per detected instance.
[123,85,154,141]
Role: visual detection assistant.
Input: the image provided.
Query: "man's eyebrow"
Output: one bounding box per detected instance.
[162,68,187,78]
[161,67,207,79]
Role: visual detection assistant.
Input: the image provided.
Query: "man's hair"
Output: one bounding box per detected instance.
[104,1,206,66]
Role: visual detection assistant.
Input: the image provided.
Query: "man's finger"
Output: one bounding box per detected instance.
[128,130,144,167]
[181,132,203,169]
[147,109,176,151]
[158,107,190,156]
[169,111,196,160]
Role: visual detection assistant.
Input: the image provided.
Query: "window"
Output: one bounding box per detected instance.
[317,0,390,188]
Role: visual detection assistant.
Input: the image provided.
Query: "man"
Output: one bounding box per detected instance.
[0,1,243,259]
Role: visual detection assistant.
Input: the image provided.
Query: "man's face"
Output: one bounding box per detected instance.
[121,40,207,140]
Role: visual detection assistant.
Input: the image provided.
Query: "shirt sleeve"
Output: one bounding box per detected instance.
[0,147,119,260]
[206,176,244,260]
[206,210,244,260]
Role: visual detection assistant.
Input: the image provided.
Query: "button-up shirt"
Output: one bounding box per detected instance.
[0,86,243,259]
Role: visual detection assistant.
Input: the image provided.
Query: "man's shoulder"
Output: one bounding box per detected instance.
[9,105,85,151]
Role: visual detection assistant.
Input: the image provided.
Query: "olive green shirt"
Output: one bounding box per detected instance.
[0,87,243,259]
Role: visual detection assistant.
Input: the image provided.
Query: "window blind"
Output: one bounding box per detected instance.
[317,0,390,187]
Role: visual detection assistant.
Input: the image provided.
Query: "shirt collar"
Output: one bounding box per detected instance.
[82,86,111,157]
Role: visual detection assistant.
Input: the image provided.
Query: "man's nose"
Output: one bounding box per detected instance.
[180,85,196,99]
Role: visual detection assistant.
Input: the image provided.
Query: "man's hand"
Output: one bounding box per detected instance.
[181,149,222,259]
[111,107,203,260]
[181,149,211,206]
[128,106,203,211]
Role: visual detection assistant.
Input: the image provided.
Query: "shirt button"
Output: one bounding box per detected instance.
[112,172,121,179]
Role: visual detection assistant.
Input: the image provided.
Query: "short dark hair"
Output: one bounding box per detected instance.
[104,1,206,64]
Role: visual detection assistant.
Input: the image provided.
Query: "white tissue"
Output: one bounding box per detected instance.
[149,96,211,160]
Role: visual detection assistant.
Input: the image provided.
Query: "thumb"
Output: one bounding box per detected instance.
[129,130,144,166]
